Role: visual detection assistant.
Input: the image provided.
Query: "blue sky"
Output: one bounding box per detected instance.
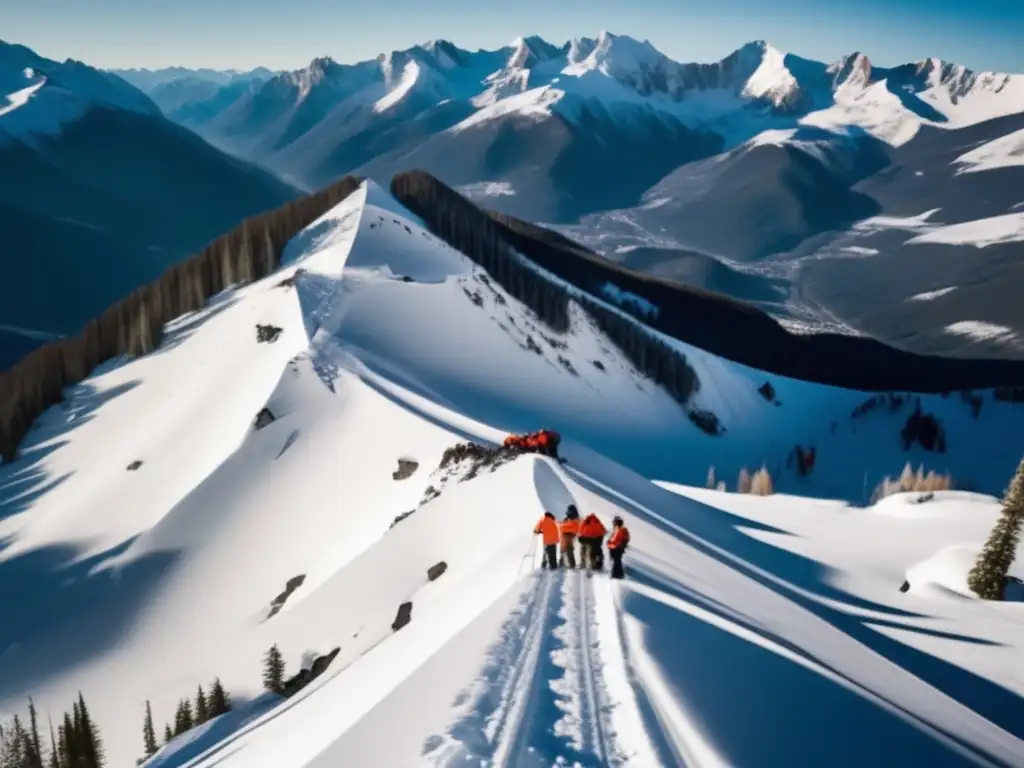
[2,0,1022,72]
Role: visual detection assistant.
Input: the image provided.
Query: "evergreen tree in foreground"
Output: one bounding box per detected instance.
[208,678,231,718]
[262,644,285,694]
[163,724,173,746]
[26,699,44,768]
[968,456,1024,599]
[48,718,58,768]
[0,715,28,767]
[76,692,105,768]
[194,685,209,726]
[142,701,158,758]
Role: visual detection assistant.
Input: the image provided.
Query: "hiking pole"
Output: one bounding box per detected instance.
[517,538,538,577]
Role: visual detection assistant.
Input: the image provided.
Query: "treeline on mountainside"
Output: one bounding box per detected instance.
[0,176,363,462]
[396,172,1024,394]
[391,171,571,333]
[391,171,700,407]
[0,693,104,767]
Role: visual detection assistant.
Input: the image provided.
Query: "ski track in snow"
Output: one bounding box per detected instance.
[425,568,664,767]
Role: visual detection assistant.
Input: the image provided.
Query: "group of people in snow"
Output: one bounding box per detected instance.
[504,429,561,460]
[534,504,630,579]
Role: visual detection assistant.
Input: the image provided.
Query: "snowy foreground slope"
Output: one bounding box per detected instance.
[1,182,1022,767]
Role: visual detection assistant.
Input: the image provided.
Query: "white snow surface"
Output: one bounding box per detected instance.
[2,180,1024,768]
[910,286,957,301]
[944,321,1019,347]
[955,128,1024,174]
[907,212,1024,248]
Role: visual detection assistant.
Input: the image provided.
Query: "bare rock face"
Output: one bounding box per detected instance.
[392,601,413,632]
[280,646,340,697]
[391,509,417,528]
[268,574,306,619]
[256,324,283,343]
[392,458,419,481]
[126,460,143,471]
[427,562,448,582]
[254,408,276,430]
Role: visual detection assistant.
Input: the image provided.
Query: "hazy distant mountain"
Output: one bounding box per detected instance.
[1,42,297,366]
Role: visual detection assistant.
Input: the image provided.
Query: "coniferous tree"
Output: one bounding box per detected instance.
[194,686,208,726]
[208,679,231,718]
[58,714,72,768]
[0,715,28,768]
[968,456,1024,599]
[76,692,104,768]
[172,700,193,737]
[141,702,157,758]
[163,725,172,746]
[262,644,285,694]
[47,719,58,768]
[23,699,43,768]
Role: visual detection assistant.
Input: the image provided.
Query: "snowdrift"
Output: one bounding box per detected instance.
[1,179,1022,767]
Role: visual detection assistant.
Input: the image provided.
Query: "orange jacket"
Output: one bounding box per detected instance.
[534,515,560,545]
[579,515,606,539]
[560,518,580,536]
[608,526,630,550]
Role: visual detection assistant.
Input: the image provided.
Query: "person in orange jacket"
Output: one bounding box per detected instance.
[559,504,580,569]
[607,516,631,579]
[578,512,607,571]
[534,511,560,570]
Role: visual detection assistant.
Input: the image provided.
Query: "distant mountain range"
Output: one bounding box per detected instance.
[134,33,1024,360]
[0,41,297,368]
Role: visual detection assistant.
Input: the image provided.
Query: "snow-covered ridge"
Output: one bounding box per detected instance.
[1,179,1022,767]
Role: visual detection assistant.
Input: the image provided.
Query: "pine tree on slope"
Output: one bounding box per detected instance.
[76,693,104,768]
[194,686,209,726]
[262,644,285,694]
[142,702,158,758]
[163,724,173,746]
[23,699,43,768]
[968,456,1024,599]
[208,679,231,718]
[47,718,58,768]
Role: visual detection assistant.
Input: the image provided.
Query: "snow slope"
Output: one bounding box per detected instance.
[1,180,1022,767]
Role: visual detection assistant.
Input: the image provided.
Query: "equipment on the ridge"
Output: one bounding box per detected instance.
[578,513,606,573]
[534,511,560,570]
[559,504,581,568]
[608,516,631,580]
[503,429,562,460]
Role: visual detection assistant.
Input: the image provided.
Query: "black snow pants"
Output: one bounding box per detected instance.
[609,547,625,579]
[543,544,559,570]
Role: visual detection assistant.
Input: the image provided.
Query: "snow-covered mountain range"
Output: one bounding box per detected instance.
[0,41,297,369]
[135,34,1024,361]
[152,32,1024,206]
[2,177,1022,768]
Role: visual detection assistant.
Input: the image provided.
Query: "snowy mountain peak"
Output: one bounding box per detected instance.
[829,51,875,91]
[0,40,158,135]
[419,39,466,69]
[506,35,561,69]
[566,36,598,66]
[564,31,667,87]
[738,42,809,111]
